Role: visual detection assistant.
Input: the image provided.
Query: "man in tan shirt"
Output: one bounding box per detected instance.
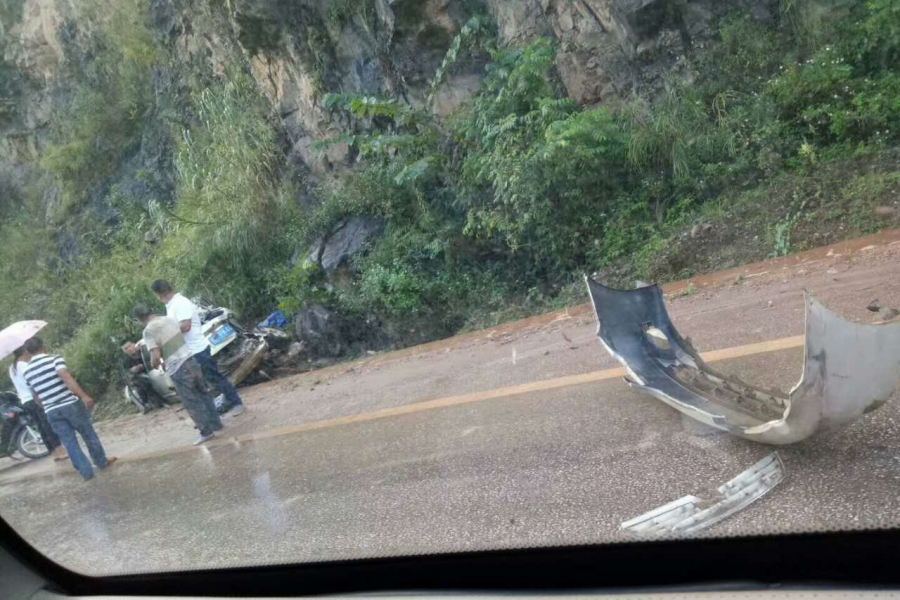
[134,304,223,445]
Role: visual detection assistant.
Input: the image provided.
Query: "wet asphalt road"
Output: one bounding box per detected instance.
[1,346,898,576]
[1,241,900,577]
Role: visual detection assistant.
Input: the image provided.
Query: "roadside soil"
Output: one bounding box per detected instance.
[606,149,900,286]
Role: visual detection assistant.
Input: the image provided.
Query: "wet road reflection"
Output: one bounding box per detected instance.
[1,348,898,576]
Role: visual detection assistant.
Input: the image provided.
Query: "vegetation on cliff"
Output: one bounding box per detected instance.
[0,0,898,406]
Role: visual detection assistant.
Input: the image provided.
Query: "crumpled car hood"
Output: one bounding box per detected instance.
[585,277,900,445]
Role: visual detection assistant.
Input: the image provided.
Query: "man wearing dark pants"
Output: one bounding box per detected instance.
[150,279,245,416]
[22,338,116,480]
[134,304,223,445]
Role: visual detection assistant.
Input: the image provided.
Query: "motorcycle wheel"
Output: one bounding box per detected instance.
[125,385,149,414]
[14,425,51,459]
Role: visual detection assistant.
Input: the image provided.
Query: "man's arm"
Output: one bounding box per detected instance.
[178,319,191,334]
[149,347,163,370]
[171,297,194,335]
[58,369,94,410]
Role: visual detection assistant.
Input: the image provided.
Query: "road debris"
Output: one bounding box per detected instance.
[867,299,881,312]
[586,277,900,445]
[881,308,900,322]
[620,453,785,535]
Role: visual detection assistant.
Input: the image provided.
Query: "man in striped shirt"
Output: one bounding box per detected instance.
[22,337,116,481]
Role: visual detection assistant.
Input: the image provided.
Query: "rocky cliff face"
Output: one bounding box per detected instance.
[0,0,777,220]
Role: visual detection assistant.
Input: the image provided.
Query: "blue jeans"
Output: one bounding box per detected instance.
[169,357,223,436]
[194,347,242,408]
[47,402,109,480]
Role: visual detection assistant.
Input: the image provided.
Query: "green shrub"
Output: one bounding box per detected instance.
[847,0,900,73]
[456,39,634,273]
[769,48,900,147]
[347,260,438,317]
[841,171,900,234]
[269,259,331,314]
[705,16,790,93]
[51,245,159,394]
[165,66,295,316]
[327,0,375,27]
[779,0,840,51]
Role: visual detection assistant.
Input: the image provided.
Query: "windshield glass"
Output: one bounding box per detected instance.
[1,0,899,577]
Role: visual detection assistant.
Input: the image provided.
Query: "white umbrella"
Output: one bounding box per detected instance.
[0,320,47,361]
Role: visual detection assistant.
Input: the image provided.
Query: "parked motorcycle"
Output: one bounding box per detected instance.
[0,391,51,460]
[124,300,273,414]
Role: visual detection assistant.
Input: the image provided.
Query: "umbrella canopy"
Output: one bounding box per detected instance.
[0,320,47,362]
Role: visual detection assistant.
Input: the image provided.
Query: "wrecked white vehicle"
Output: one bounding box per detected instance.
[585,277,900,445]
[125,301,270,413]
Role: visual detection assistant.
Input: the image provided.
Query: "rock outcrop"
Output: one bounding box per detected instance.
[2,0,780,184]
[294,303,346,357]
[307,217,385,273]
[1,0,778,265]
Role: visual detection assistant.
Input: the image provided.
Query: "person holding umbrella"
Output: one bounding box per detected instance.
[0,320,47,362]
[0,322,65,460]
[1,321,49,457]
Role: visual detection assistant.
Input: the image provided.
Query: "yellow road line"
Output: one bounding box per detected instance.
[0,334,807,479]
[230,335,806,444]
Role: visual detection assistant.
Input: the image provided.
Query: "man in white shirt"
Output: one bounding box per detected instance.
[150,279,245,416]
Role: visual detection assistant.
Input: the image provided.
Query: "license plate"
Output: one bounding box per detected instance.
[210,324,235,346]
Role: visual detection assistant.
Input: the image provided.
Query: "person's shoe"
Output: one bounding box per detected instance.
[229,404,245,416]
[82,472,95,482]
[99,457,118,469]
[193,432,216,446]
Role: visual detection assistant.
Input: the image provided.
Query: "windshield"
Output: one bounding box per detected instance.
[1,0,899,577]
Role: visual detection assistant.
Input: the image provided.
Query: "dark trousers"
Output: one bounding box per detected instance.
[47,402,109,480]
[0,421,13,456]
[127,373,165,408]
[195,347,242,408]
[22,401,61,451]
[169,357,223,436]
